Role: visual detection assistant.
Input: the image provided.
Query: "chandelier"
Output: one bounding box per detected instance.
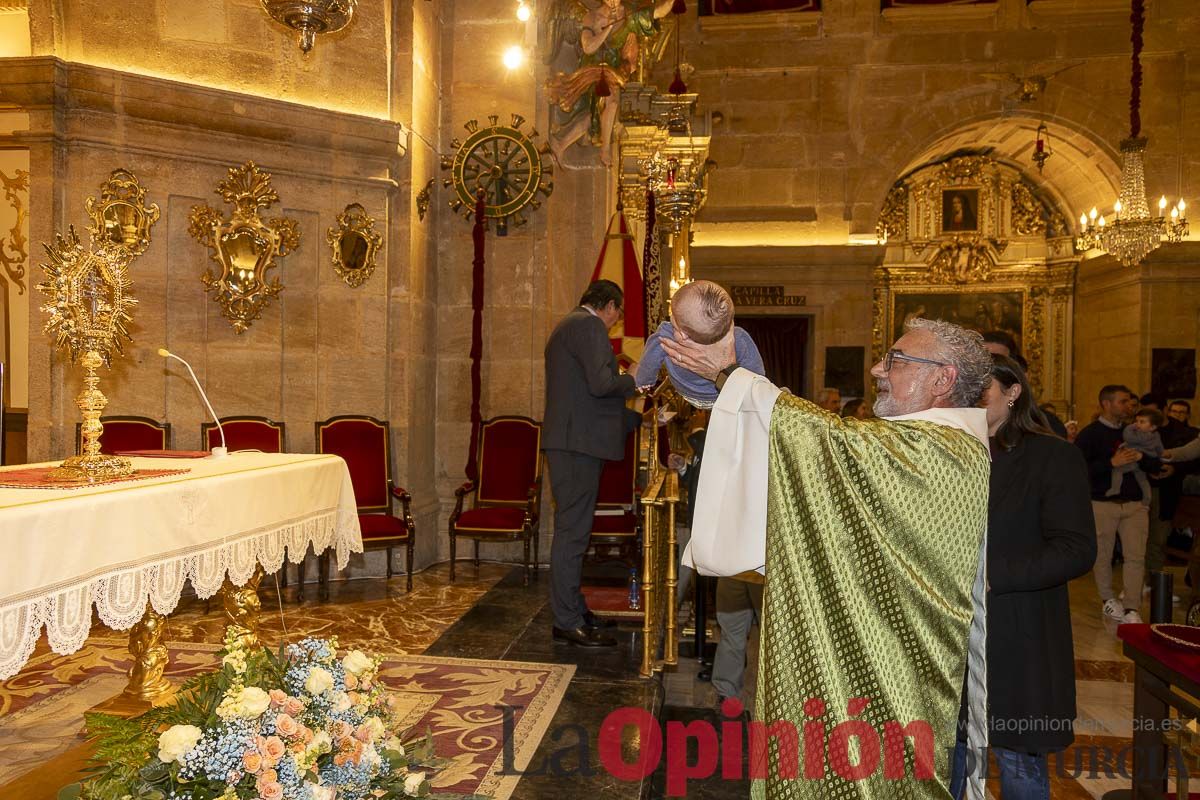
[261,0,357,53]
[1076,0,1187,267]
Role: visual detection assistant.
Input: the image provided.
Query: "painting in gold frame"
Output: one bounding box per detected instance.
[891,288,1024,351]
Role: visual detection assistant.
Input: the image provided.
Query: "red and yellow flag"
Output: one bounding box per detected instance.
[590,209,645,365]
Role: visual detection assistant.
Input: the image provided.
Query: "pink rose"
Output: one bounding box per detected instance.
[284,697,306,717]
[261,736,286,761]
[275,714,300,738]
[268,689,288,710]
[258,780,284,800]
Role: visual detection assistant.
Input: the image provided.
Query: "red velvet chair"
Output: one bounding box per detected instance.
[77,416,171,455]
[589,428,641,565]
[448,416,543,585]
[313,415,415,594]
[202,416,286,453]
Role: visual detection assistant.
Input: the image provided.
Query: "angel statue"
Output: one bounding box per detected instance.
[543,0,676,167]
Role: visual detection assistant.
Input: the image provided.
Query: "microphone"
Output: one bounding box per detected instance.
[158,348,227,458]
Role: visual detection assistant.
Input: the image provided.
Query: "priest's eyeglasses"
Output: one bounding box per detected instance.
[883,349,949,372]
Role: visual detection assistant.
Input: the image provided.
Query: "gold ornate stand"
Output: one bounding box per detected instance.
[123,603,172,701]
[48,349,133,483]
[218,565,264,649]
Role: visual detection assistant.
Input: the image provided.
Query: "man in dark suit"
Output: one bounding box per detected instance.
[543,279,638,647]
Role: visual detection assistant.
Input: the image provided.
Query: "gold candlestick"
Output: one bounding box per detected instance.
[37,227,137,483]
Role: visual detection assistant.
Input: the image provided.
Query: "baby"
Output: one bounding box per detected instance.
[635,280,764,408]
[1109,408,1164,505]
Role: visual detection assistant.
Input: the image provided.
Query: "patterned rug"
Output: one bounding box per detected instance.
[583,584,644,619]
[0,639,574,800]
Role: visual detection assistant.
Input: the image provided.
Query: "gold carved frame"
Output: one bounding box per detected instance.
[188,162,300,334]
[86,169,160,257]
[327,203,382,288]
[873,154,1077,406]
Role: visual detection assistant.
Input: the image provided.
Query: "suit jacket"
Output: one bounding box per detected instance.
[986,432,1096,752]
[542,307,636,461]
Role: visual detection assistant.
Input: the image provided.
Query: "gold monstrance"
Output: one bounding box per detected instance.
[37,227,138,482]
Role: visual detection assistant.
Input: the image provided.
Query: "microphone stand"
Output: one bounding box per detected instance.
[158,348,227,458]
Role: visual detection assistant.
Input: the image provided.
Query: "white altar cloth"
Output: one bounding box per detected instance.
[0,452,363,680]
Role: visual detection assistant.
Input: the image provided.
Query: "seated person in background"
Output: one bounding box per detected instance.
[635,280,764,407]
[1111,408,1164,505]
[840,397,872,419]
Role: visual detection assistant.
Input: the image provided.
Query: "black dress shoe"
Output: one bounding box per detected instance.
[553,626,617,647]
[583,611,618,630]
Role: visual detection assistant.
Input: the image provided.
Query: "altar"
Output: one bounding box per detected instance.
[0,452,363,692]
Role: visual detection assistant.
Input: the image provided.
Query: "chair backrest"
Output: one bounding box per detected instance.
[80,416,171,454]
[476,416,543,507]
[596,428,637,508]
[204,416,285,453]
[315,415,390,512]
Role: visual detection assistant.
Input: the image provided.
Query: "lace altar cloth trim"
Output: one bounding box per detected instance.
[0,467,190,489]
[0,507,362,680]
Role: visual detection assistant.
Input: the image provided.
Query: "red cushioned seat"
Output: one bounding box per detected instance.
[312,415,416,595]
[591,511,639,536]
[359,513,412,540]
[448,416,544,585]
[455,507,527,532]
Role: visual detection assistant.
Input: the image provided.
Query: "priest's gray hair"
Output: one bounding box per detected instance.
[904,317,992,408]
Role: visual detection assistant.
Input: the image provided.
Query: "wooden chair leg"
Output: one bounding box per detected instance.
[449,530,457,583]
[474,540,480,567]
[406,536,414,592]
[533,527,540,578]
[297,556,307,601]
[319,552,329,601]
[523,536,531,587]
[386,546,394,580]
[280,565,289,590]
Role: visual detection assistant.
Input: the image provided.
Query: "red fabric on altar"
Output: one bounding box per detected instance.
[116,450,209,458]
[700,0,819,14]
[316,417,390,510]
[476,418,541,505]
[1118,623,1200,685]
[455,507,527,532]
[358,513,411,540]
[0,467,189,489]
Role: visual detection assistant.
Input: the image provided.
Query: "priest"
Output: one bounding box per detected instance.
[662,317,993,800]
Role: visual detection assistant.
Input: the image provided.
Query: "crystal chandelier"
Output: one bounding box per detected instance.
[261,0,357,53]
[1076,0,1187,267]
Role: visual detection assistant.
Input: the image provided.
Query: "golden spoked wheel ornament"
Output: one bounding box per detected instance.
[37,227,138,483]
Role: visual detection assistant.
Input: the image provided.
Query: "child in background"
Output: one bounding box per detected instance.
[1110,408,1164,506]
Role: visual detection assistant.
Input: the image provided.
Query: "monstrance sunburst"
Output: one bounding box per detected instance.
[37,226,138,482]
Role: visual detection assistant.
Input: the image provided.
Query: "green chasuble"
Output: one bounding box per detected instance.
[755,393,989,799]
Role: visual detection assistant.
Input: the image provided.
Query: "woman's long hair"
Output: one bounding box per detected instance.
[991,354,1056,450]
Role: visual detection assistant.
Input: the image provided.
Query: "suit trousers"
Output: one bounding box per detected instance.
[546,449,605,630]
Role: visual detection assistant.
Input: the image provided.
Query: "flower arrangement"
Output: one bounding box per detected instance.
[61,628,458,800]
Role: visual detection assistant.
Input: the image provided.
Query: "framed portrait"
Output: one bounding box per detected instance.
[892,290,1024,349]
[941,188,979,233]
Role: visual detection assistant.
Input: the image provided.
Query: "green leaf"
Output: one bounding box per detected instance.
[56,783,82,800]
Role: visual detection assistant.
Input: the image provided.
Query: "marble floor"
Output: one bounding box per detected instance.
[2,556,1191,799]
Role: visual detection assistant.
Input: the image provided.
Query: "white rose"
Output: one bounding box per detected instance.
[237,686,271,718]
[403,771,425,796]
[331,691,353,713]
[157,724,203,764]
[305,666,334,696]
[342,649,373,676]
[309,786,336,800]
[383,736,405,756]
[361,742,382,769]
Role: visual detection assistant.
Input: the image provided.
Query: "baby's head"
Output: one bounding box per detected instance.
[1134,408,1163,432]
[671,280,733,345]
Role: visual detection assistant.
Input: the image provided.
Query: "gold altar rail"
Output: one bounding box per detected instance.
[639,466,679,678]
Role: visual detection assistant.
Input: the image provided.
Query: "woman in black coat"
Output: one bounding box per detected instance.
[975,355,1096,798]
